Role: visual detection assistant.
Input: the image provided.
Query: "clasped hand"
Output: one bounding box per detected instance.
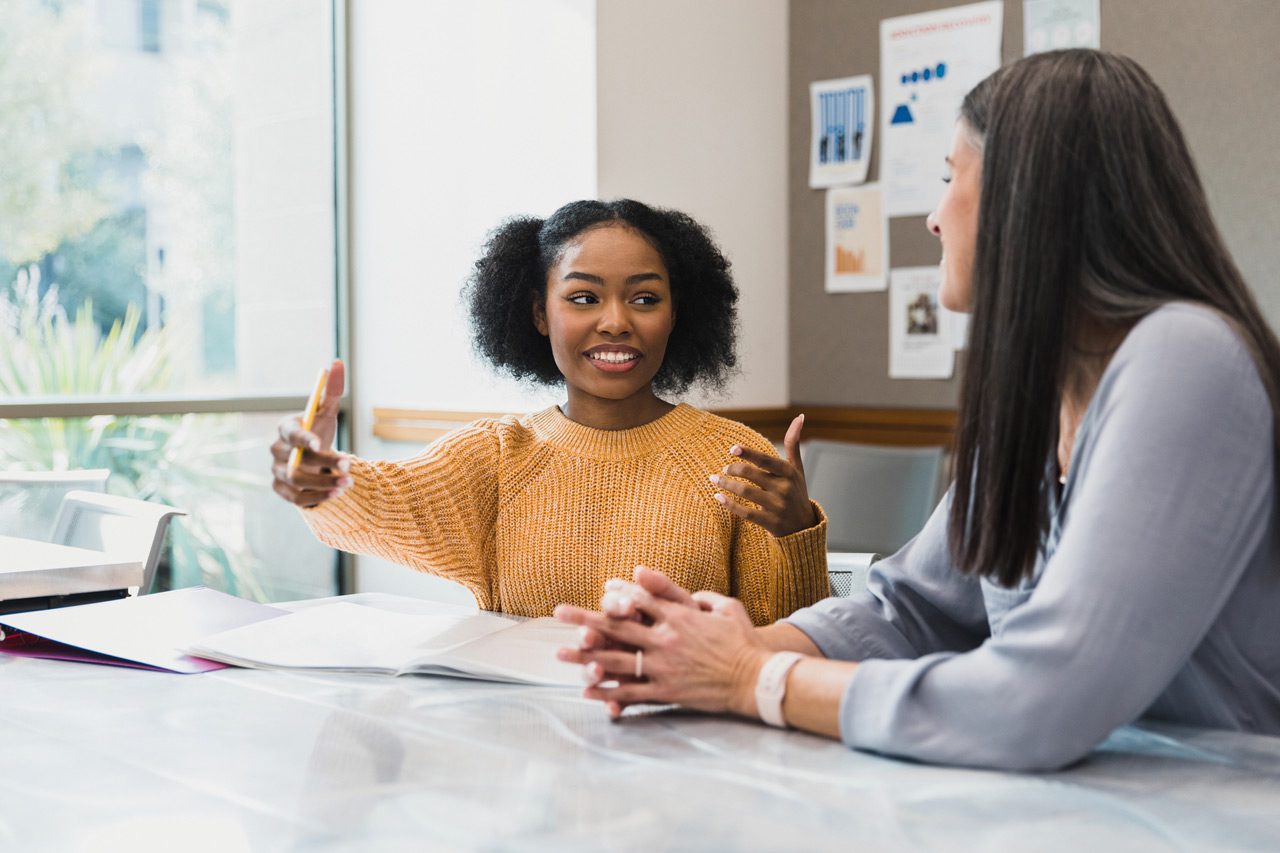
[710,414,818,537]
[554,567,771,719]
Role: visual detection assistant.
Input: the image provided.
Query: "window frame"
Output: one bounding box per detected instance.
[0,0,353,595]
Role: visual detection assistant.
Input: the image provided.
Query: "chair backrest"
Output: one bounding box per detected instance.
[0,469,111,540]
[804,440,944,554]
[50,491,187,595]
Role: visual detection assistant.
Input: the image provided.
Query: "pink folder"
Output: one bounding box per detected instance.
[0,587,286,673]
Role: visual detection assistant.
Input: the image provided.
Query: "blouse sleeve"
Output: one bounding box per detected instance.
[783,488,990,661]
[300,421,503,609]
[829,308,1275,770]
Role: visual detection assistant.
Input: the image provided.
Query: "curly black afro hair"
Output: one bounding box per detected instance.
[464,199,739,395]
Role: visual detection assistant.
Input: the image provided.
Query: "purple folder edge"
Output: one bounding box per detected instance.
[0,631,226,673]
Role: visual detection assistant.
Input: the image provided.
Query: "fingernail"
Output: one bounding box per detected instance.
[337,477,353,488]
[714,493,728,504]
[729,445,742,456]
[604,578,626,591]
[708,474,721,485]
[798,413,806,422]
[601,591,621,612]
[578,626,591,645]
[309,438,321,452]
[337,458,351,473]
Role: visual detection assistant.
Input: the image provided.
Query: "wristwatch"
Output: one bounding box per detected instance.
[755,651,805,728]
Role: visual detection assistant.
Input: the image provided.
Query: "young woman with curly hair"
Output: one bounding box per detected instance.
[270,199,829,621]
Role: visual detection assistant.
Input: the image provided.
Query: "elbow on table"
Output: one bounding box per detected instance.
[971,692,1121,772]
[979,733,1097,773]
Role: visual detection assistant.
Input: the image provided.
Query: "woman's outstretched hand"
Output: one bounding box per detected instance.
[555,567,771,720]
[270,359,351,508]
[711,414,818,537]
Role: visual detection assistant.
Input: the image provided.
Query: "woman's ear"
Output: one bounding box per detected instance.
[532,297,549,336]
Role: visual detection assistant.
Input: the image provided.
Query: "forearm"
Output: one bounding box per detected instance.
[782,658,859,740]
[756,622,822,654]
[752,624,856,741]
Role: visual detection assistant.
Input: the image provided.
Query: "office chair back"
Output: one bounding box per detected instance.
[50,491,187,595]
[804,440,944,555]
[0,469,111,540]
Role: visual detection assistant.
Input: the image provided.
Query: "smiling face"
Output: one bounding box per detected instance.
[534,223,675,424]
[927,119,983,312]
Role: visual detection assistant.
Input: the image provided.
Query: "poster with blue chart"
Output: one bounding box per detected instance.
[809,75,874,188]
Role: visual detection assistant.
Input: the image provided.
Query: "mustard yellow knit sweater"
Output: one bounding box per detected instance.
[301,403,830,624]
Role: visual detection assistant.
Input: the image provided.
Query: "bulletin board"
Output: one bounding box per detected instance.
[788,0,1280,408]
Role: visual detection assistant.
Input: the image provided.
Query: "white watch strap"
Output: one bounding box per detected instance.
[755,651,804,728]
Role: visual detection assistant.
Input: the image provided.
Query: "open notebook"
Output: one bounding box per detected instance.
[187,600,583,686]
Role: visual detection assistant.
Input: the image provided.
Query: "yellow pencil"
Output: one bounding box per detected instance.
[288,367,330,476]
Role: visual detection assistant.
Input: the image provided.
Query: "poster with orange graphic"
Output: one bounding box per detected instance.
[825,184,886,292]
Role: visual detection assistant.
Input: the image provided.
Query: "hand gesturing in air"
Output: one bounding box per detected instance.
[709,414,818,537]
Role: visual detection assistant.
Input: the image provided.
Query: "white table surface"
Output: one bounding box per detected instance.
[2,650,1278,851]
[0,534,143,597]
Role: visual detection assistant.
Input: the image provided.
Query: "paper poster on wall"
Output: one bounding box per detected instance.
[825,184,887,292]
[809,75,874,188]
[890,266,955,379]
[880,1,1004,217]
[949,310,971,350]
[1024,0,1100,55]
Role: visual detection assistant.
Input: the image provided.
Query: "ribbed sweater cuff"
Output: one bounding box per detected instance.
[298,459,376,543]
[774,501,831,606]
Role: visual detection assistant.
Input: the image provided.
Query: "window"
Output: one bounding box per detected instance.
[0,0,345,601]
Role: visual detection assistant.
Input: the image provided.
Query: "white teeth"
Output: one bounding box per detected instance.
[589,351,637,363]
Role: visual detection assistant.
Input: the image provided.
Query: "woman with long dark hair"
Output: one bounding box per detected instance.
[556,50,1280,770]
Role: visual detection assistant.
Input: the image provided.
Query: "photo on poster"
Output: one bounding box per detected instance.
[825,184,886,293]
[890,266,954,379]
[880,1,1003,217]
[1024,0,1100,55]
[809,75,874,188]
[906,291,939,335]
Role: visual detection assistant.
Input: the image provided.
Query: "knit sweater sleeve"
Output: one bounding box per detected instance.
[722,428,831,625]
[299,420,503,609]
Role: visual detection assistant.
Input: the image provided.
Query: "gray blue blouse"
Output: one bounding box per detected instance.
[785,304,1280,770]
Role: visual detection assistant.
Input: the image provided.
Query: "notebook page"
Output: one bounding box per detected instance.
[189,602,514,673]
[420,617,582,685]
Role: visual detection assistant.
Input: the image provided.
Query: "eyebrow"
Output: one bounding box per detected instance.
[562,272,666,285]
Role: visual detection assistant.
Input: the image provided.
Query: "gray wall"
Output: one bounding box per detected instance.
[789,0,1280,408]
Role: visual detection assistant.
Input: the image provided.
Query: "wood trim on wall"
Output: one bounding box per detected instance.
[782,406,956,447]
[372,406,956,448]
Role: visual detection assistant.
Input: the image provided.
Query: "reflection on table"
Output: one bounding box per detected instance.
[1,654,1277,850]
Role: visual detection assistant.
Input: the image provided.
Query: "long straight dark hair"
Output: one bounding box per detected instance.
[950,49,1280,586]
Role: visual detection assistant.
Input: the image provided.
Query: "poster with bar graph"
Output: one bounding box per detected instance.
[825,184,886,292]
[809,75,874,188]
